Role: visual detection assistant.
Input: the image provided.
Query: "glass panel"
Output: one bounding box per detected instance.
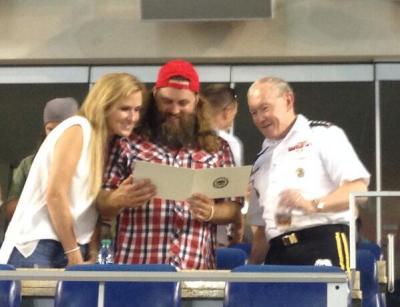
[0,83,89,168]
[380,81,400,292]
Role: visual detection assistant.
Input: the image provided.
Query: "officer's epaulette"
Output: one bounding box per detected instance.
[309,120,332,128]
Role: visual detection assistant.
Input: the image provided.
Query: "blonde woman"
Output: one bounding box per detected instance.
[0,73,155,268]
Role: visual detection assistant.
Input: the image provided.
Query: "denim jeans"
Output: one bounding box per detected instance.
[8,239,88,268]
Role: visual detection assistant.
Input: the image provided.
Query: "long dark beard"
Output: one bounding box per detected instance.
[156,112,197,149]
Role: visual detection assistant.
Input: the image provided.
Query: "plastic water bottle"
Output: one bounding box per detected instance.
[97,239,114,264]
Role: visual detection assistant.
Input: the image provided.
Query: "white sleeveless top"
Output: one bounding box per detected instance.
[0,116,98,262]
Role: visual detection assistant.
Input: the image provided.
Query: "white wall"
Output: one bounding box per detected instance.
[0,0,400,64]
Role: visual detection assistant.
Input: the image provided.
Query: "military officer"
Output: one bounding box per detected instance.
[246,77,370,269]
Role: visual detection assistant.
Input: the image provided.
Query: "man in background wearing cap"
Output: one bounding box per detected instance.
[4,97,78,221]
[97,60,242,269]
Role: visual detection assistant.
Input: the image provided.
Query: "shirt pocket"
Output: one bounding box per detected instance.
[283,149,314,189]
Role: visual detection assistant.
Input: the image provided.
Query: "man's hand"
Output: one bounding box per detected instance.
[85,251,98,264]
[278,189,315,213]
[230,217,245,244]
[187,193,215,222]
[248,226,268,264]
[113,176,156,209]
[96,177,156,219]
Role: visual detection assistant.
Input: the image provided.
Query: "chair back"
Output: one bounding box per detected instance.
[357,249,381,307]
[357,242,382,261]
[0,264,21,307]
[228,243,251,258]
[216,248,247,270]
[224,264,344,307]
[54,264,180,307]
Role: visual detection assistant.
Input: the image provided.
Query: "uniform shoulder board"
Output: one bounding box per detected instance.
[309,120,332,128]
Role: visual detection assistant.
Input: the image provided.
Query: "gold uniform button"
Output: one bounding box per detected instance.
[296,167,304,177]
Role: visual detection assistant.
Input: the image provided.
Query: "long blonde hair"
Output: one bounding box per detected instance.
[79,73,146,197]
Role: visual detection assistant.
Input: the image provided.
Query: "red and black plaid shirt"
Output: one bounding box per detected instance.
[103,134,242,269]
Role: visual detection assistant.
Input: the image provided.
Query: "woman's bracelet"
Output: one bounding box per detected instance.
[64,246,80,255]
[204,204,215,222]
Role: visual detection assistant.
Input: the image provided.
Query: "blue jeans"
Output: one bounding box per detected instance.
[8,239,88,268]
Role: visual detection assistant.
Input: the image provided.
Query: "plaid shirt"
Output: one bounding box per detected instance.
[104,134,242,269]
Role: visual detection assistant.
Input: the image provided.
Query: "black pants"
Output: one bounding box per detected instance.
[265,224,349,271]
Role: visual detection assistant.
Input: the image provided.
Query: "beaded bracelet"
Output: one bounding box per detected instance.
[64,246,80,255]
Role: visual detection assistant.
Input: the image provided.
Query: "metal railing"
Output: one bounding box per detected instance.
[0,269,348,283]
[349,191,400,294]
[0,269,349,307]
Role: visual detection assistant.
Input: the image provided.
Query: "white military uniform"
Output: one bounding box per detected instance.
[247,114,370,241]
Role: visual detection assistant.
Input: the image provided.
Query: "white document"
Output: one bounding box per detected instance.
[133,161,252,201]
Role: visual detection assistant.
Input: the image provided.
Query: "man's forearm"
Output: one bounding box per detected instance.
[248,226,268,264]
[96,190,121,219]
[318,179,368,212]
[211,201,241,224]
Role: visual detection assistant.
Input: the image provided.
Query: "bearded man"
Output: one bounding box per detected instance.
[97,60,242,269]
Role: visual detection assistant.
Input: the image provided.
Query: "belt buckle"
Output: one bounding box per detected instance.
[282,233,298,246]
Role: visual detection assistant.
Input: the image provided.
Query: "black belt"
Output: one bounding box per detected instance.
[269,224,349,247]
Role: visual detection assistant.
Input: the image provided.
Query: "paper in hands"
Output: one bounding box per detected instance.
[132,161,252,201]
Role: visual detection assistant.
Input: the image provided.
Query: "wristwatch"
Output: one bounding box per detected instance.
[312,199,325,212]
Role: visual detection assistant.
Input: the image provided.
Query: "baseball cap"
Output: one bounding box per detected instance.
[155,60,200,93]
[43,97,79,124]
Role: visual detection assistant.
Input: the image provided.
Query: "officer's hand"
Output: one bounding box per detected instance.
[113,176,156,209]
[187,193,215,222]
[278,189,314,213]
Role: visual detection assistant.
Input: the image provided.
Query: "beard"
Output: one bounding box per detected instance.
[156,112,197,149]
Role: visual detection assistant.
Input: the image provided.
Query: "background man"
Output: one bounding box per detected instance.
[202,84,245,246]
[4,97,78,221]
[97,60,242,269]
[202,84,243,167]
[247,77,370,270]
